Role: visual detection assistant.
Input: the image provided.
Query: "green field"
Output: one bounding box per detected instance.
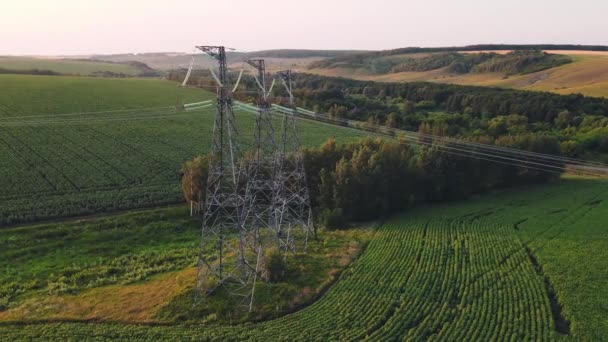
[0,176,606,340]
[0,57,144,76]
[0,75,366,225]
[0,206,372,324]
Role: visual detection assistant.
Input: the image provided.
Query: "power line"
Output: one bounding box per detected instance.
[0,105,182,121]
[289,108,606,169]
[276,103,606,168]
[280,106,608,171]
[0,109,215,127]
[285,111,608,178]
[264,106,608,178]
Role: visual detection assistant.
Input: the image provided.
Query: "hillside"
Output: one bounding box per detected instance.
[308,50,608,98]
[92,50,364,71]
[0,75,366,226]
[0,56,153,76]
[1,176,606,340]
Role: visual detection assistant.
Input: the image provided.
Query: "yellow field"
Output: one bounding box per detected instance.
[0,268,196,323]
[307,51,608,98]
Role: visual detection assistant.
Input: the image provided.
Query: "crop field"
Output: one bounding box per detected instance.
[0,176,606,340]
[0,56,143,75]
[0,75,366,225]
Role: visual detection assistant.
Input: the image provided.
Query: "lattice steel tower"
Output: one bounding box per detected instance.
[194,46,257,308]
[273,70,316,252]
[238,59,278,281]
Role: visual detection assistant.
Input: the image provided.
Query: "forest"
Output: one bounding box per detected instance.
[290,74,608,160]
[309,44,608,70]
[311,50,572,76]
[183,136,560,229]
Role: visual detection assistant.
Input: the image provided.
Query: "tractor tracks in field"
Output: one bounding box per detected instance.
[512,184,608,336]
[0,126,79,191]
[522,244,571,335]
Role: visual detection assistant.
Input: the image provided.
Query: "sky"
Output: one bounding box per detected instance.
[2,0,608,55]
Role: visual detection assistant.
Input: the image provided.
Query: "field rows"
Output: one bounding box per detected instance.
[0,75,365,225]
[0,218,557,341]
[4,178,605,340]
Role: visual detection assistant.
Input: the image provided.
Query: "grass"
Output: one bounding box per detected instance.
[0,56,143,75]
[0,268,197,322]
[0,206,373,324]
[0,176,606,340]
[0,74,366,226]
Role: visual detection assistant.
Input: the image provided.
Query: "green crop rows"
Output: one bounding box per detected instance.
[0,75,365,225]
[1,177,606,340]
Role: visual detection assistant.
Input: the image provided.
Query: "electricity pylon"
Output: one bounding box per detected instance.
[239,59,277,282]
[194,46,256,308]
[272,70,316,253]
[194,52,314,312]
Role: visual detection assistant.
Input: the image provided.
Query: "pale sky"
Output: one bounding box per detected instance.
[2,0,608,55]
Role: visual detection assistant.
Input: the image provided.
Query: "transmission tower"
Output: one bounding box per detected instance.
[239,59,278,280]
[272,70,316,253]
[194,46,258,309]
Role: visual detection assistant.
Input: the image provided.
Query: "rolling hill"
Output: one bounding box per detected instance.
[7,46,608,99]
[0,56,152,76]
[91,50,365,71]
[308,49,608,98]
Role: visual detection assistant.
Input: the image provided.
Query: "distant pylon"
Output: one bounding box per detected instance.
[194,46,256,307]
[240,59,277,284]
[273,70,316,253]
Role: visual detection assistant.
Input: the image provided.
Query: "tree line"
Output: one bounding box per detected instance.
[314,50,571,76]
[183,137,560,229]
[291,74,608,159]
[309,44,608,69]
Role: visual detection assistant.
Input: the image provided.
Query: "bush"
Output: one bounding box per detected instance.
[265,248,288,283]
[319,208,346,230]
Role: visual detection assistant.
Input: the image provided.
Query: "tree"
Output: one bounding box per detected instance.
[487,116,508,137]
[385,112,399,128]
[181,155,211,204]
[403,100,416,115]
[555,110,573,129]
[560,140,579,157]
[505,114,528,135]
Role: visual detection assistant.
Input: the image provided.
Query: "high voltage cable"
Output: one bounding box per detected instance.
[0,110,186,125]
[268,108,608,178]
[274,103,605,168]
[0,105,182,121]
[0,114,199,127]
[0,107,215,124]
[285,112,608,178]
[293,110,608,176]
[278,107,608,170]
[0,109,215,127]
[291,108,605,168]
[2,99,605,177]
[372,124,605,168]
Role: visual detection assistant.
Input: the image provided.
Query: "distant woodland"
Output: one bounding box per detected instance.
[290,74,608,160]
[310,50,572,76]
